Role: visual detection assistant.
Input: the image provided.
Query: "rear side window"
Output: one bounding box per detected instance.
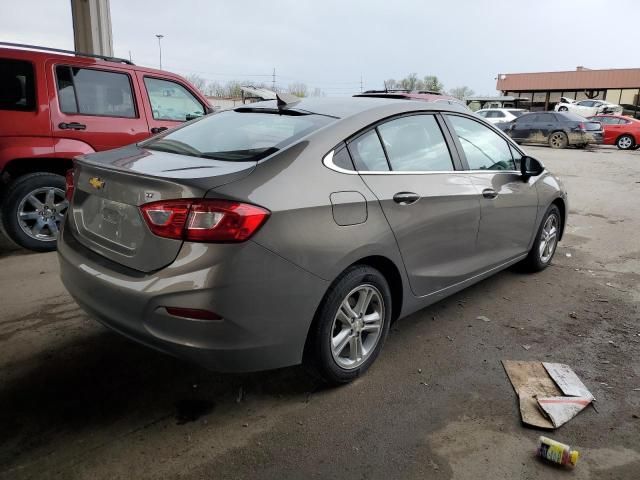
[447,115,516,171]
[377,115,454,171]
[537,113,556,122]
[349,130,389,171]
[55,66,136,118]
[144,110,332,161]
[0,59,35,111]
[143,77,204,121]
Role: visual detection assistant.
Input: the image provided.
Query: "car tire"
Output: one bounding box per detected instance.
[548,131,568,149]
[630,145,640,151]
[616,134,635,150]
[521,205,562,272]
[1,173,68,252]
[307,265,391,385]
[558,106,569,111]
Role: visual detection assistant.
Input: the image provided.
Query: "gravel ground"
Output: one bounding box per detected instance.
[0,145,638,480]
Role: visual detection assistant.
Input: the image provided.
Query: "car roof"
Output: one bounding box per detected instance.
[238,96,469,119]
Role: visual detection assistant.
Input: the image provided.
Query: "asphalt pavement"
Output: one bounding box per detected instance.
[1,145,639,480]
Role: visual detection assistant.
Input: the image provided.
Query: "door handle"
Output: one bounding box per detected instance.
[393,192,420,205]
[58,122,86,130]
[150,127,168,134]
[482,188,498,199]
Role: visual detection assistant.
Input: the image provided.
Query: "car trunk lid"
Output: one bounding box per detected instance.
[67,145,256,272]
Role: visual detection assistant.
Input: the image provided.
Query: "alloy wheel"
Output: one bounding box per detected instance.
[17,187,68,242]
[549,132,567,148]
[330,285,384,370]
[539,214,559,264]
[618,136,633,149]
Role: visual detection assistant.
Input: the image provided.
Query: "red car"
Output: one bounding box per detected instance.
[0,43,212,251]
[588,114,640,150]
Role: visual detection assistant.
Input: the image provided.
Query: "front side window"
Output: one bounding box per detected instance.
[0,59,35,111]
[144,110,332,161]
[349,130,389,171]
[377,115,454,171]
[55,66,136,117]
[447,115,516,171]
[144,77,204,121]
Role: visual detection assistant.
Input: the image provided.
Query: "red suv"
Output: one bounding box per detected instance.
[0,43,211,251]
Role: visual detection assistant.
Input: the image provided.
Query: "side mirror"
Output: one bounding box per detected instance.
[520,156,544,179]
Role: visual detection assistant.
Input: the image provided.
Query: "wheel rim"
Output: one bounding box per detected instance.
[550,133,566,148]
[618,136,633,149]
[16,187,68,242]
[330,284,384,370]
[559,107,568,111]
[538,214,559,264]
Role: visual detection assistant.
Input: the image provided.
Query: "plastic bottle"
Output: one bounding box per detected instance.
[537,436,579,467]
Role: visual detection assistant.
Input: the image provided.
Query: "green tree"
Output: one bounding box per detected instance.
[423,75,444,92]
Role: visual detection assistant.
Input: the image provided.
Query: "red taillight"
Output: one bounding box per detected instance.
[65,169,75,201]
[578,122,586,131]
[140,199,270,243]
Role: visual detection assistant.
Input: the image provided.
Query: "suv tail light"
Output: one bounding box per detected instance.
[65,169,75,201]
[140,199,270,242]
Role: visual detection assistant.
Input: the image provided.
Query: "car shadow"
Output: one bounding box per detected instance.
[0,326,320,470]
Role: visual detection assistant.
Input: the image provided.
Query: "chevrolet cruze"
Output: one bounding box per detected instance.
[58,96,567,384]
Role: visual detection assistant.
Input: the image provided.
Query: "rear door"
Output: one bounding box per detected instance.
[444,114,539,268]
[47,62,149,151]
[536,112,559,139]
[349,113,481,297]
[136,74,207,135]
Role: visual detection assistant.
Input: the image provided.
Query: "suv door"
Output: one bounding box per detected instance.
[444,114,539,268]
[47,62,149,151]
[348,113,481,297]
[137,74,206,134]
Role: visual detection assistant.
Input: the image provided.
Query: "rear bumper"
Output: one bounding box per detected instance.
[57,225,329,372]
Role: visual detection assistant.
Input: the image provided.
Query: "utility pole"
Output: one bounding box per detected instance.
[155,34,164,69]
[272,68,276,91]
[128,50,132,62]
[360,74,363,93]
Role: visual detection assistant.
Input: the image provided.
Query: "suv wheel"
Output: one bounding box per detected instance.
[548,131,568,149]
[307,265,391,384]
[1,173,68,252]
[522,205,561,272]
[616,134,635,150]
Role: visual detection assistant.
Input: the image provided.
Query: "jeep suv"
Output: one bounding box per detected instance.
[0,43,212,251]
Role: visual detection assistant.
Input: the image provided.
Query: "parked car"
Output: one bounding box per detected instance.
[498,111,603,148]
[588,114,640,150]
[59,96,567,384]
[475,108,526,124]
[0,42,212,251]
[554,97,622,116]
[354,89,470,110]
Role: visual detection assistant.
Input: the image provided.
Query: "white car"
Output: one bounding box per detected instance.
[555,98,623,117]
[475,108,526,124]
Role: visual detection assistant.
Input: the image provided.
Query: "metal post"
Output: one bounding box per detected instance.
[156,34,164,70]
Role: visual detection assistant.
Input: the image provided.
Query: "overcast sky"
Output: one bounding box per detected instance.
[3,0,640,95]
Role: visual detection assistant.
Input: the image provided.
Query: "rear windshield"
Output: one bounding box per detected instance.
[143,110,333,161]
[508,110,525,117]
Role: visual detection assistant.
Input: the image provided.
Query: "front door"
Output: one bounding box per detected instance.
[347,113,481,297]
[445,114,539,268]
[47,62,149,151]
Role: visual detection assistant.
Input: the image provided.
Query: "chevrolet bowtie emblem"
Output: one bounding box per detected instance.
[89,177,105,189]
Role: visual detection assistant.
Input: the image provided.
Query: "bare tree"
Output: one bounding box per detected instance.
[185,74,207,93]
[448,86,475,100]
[309,87,326,97]
[288,82,308,97]
[384,78,398,90]
[400,73,420,91]
[422,75,444,92]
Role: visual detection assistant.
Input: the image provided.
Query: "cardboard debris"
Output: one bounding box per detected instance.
[502,360,594,429]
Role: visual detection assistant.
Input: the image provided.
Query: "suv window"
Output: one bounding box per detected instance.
[0,59,35,111]
[144,77,204,121]
[377,115,454,171]
[447,115,516,171]
[55,66,136,118]
[349,130,389,171]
